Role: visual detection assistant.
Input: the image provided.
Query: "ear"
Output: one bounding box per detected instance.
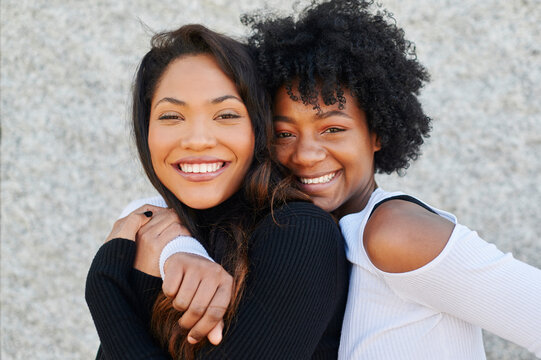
[372,132,382,152]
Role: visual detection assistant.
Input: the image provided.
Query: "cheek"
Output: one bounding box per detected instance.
[341,142,375,177]
[241,135,255,166]
[147,129,159,152]
[274,143,293,166]
[147,125,174,167]
[230,125,255,166]
[147,128,160,160]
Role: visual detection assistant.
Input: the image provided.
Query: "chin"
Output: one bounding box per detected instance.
[312,199,336,213]
[187,200,221,210]
[175,194,224,210]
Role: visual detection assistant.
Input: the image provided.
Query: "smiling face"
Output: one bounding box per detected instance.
[148,54,255,209]
[273,86,380,218]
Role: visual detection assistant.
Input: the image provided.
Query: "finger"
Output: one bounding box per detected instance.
[129,205,159,228]
[178,277,220,330]
[136,212,177,246]
[132,204,167,217]
[172,274,201,314]
[206,321,224,345]
[184,280,231,343]
[138,209,184,240]
[106,210,154,242]
[141,207,180,227]
[137,209,170,234]
[186,302,228,344]
[162,259,185,298]
[130,205,166,233]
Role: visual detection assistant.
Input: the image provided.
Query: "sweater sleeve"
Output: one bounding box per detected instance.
[381,223,541,357]
[128,269,163,326]
[117,196,167,218]
[85,238,170,360]
[196,202,348,360]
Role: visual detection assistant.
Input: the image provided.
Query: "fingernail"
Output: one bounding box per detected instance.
[144,211,153,217]
[187,336,198,344]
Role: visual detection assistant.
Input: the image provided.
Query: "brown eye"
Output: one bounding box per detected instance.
[323,127,345,134]
[215,112,243,123]
[275,132,293,138]
[217,113,240,120]
[158,112,183,121]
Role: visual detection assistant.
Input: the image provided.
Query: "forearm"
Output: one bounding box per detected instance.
[384,224,541,356]
[197,204,348,359]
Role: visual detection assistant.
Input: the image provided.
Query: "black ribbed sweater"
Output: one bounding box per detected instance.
[86,202,348,359]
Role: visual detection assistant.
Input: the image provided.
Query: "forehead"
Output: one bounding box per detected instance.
[272,85,364,123]
[152,54,239,102]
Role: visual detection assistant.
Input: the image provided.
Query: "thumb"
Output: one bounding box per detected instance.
[207,320,224,345]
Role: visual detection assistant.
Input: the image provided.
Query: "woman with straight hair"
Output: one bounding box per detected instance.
[85,24,348,359]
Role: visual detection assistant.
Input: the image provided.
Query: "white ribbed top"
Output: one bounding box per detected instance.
[338,188,541,359]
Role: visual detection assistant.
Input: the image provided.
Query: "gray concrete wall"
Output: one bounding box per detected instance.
[1,0,539,359]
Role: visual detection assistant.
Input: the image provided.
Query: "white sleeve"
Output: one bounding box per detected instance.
[381,223,541,357]
[117,196,168,218]
[159,236,215,279]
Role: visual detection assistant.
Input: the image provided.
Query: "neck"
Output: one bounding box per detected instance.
[333,180,378,219]
[191,190,247,226]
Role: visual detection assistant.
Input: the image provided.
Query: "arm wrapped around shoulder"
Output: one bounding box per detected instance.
[196,201,349,359]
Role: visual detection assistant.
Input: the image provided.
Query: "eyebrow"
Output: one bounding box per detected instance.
[211,95,243,104]
[317,110,352,120]
[273,110,353,123]
[154,95,243,109]
[153,97,185,109]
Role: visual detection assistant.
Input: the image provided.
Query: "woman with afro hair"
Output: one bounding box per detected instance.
[245,0,541,358]
[108,0,541,359]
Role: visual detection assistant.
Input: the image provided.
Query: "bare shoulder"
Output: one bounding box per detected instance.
[363,199,455,273]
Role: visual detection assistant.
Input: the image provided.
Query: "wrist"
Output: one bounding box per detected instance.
[159,236,214,279]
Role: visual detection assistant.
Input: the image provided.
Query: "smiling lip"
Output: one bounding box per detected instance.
[173,156,229,182]
[297,171,340,192]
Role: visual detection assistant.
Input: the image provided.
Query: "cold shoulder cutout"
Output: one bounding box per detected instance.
[363,199,455,273]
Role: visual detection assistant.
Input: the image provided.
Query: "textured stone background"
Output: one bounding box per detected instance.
[1,0,540,359]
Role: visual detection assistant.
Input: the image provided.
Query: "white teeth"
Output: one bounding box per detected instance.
[299,172,336,184]
[179,162,223,174]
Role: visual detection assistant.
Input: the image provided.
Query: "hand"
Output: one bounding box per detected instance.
[163,253,233,345]
[133,207,191,277]
[105,204,156,242]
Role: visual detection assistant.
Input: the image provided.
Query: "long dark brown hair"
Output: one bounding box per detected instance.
[132,24,308,359]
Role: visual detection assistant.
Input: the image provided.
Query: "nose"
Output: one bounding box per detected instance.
[291,135,326,167]
[179,119,217,151]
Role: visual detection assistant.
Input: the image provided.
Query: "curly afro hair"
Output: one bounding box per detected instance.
[242,0,432,174]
